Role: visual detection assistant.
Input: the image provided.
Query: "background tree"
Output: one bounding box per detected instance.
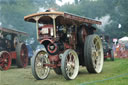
[0,0,128,44]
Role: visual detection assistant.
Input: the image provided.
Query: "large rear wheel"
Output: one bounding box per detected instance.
[61,49,79,80]
[31,50,50,80]
[0,51,11,70]
[84,34,103,73]
[16,43,28,68]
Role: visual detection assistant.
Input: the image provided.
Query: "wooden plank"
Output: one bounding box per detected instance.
[64,13,101,25]
[0,27,28,36]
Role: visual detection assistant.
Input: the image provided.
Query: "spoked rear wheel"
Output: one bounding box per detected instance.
[16,43,28,68]
[84,34,104,73]
[31,50,50,80]
[61,49,79,80]
[78,27,88,45]
[0,51,11,70]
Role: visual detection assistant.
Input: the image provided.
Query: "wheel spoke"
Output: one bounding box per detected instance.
[66,64,74,77]
[95,40,99,47]
[97,50,101,56]
[92,57,96,68]
[69,53,72,62]
[66,67,70,77]
[94,38,100,51]
[66,52,76,77]
[92,38,102,69]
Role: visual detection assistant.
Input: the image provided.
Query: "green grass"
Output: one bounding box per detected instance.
[0,58,128,85]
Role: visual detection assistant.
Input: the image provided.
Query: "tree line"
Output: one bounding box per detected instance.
[0,0,128,41]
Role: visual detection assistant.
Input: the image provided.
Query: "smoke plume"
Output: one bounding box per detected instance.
[95,14,113,31]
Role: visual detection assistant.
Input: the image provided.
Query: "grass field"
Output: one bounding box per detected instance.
[0,58,128,85]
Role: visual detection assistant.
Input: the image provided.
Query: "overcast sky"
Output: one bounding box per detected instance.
[56,0,74,6]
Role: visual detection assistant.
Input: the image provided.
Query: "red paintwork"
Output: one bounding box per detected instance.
[81,27,88,43]
[0,27,28,70]
[47,43,58,53]
[44,64,57,68]
[45,55,60,68]
[38,25,53,38]
[38,25,53,34]
[43,43,74,68]
[38,24,77,69]
[39,38,54,44]
[39,24,53,30]
[0,51,11,70]
[44,63,61,68]
[38,24,73,68]
[104,52,111,58]
[45,42,72,68]
[20,44,28,67]
[0,45,28,70]
[49,55,60,62]
[64,43,72,49]
[9,51,17,59]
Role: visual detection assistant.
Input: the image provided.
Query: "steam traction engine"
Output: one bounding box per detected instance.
[24,10,104,80]
[0,27,28,70]
[101,35,114,61]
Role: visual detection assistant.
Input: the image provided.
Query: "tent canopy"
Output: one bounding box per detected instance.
[119,36,128,44]
[119,36,128,41]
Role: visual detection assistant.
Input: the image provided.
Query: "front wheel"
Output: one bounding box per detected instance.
[31,50,50,80]
[0,51,11,70]
[61,49,79,80]
[84,34,104,73]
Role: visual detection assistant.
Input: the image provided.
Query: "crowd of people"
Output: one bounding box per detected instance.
[113,41,128,58]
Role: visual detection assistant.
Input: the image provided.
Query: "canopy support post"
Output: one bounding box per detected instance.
[53,18,56,38]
